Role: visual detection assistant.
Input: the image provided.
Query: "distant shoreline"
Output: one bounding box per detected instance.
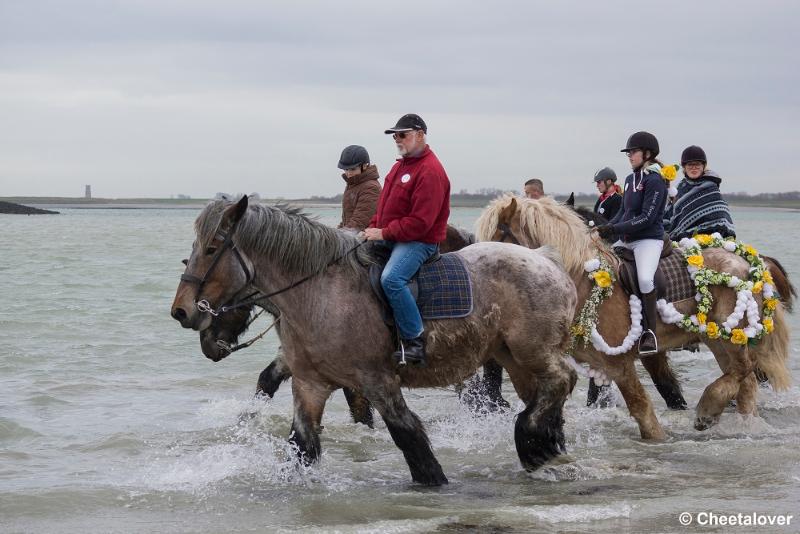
[2,196,800,211]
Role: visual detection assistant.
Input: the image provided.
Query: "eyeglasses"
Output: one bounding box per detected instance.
[392,131,416,140]
[684,161,705,168]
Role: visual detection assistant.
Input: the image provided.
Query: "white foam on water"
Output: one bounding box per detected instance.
[529,457,619,482]
[291,516,456,534]
[426,403,518,454]
[668,348,717,364]
[497,501,633,523]
[127,394,366,495]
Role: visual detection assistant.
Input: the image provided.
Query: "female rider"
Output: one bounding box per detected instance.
[597,131,668,355]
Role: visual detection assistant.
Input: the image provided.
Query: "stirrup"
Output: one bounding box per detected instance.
[396,341,408,367]
[638,329,658,356]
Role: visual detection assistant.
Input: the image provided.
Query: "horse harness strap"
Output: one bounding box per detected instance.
[180,227,254,293]
[497,223,521,246]
[183,228,365,316]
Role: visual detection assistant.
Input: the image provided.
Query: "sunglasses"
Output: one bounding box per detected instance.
[392,131,417,140]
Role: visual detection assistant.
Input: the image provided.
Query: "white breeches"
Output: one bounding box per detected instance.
[615,238,663,294]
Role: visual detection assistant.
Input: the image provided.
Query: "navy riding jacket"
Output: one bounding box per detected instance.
[609,168,668,242]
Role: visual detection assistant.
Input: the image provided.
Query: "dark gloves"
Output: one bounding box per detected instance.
[596,224,615,238]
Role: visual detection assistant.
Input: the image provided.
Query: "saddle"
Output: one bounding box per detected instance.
[362,241,473,327]
[614,234,674,299]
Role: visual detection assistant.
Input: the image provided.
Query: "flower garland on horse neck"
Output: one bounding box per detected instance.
[571,257,643,357]
[570,231,777,357]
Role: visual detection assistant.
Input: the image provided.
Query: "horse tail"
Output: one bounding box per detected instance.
[753,304,792,391]
[763,255,796,312]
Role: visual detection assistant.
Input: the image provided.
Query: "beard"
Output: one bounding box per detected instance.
[396,143,407,156]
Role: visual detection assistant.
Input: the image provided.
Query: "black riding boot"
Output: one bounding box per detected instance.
[638,290,659,356]
[393,336,426,367]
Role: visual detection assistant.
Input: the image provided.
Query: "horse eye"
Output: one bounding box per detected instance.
[205,247,217,255]
[181,259,188,266]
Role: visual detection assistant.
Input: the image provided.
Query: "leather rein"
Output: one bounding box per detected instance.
[180,222,364,317]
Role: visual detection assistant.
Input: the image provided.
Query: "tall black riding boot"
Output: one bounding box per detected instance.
[638,290,659,356]
[393,335,427,367]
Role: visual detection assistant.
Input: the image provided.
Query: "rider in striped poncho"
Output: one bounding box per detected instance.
[664,145,735,241]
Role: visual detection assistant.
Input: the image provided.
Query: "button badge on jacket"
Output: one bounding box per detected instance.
[400,173,411,183]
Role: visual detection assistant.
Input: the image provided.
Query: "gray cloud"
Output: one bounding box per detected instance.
[1,1,798,198]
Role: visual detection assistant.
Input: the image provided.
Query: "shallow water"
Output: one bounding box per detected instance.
[1,206,799,533]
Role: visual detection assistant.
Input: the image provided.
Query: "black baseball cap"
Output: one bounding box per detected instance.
[384,113,427,134]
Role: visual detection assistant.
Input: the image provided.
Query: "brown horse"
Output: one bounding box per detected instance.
[476,195,792,439]
[198,223,507,428]
[173,197,579,485]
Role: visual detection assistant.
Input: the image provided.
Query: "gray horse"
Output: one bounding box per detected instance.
[172,196,578,485]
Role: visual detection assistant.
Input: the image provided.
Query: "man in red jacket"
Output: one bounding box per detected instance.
[362,113,450,366]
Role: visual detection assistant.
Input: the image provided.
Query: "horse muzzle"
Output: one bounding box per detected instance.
[200,331,233,362]
[171,304,212,331]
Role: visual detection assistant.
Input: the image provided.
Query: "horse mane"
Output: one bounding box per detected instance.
[475,194,605,275]
[196,200,370,277]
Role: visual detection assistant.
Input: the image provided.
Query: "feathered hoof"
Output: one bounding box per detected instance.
[694,414,720,431]
[410,464,449,486]
[515,411,566,471]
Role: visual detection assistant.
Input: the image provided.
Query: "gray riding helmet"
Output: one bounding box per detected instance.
[338,145,370,170]
[593,167,617,183]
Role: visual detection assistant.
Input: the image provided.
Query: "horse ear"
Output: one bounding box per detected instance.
[221,195,249,230]
[566,192,575,207]
[499,196,517,223]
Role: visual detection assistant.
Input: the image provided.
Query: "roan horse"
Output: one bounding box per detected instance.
[198,224,508,429]
[172,196,578,485]
[476,195,792,439]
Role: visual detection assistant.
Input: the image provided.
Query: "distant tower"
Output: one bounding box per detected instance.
[85,185,92,199]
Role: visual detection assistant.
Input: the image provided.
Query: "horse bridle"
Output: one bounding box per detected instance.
[180,222,365,317]
[180,224,257,316]
[496,222,522,245]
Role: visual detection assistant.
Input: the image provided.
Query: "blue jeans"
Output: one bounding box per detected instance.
[380,241,439,339]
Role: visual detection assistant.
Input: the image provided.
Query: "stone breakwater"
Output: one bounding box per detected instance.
[0,201,58,214]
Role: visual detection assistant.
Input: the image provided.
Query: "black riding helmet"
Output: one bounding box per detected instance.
[338,145,370,170]
[621,131,660,159]
[681,145,707,166]
[593,167,617,183]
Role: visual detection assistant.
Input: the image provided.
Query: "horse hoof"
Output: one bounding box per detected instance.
[694,415,719,431]
[412,469,449,486]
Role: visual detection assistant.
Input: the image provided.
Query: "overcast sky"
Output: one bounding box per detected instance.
[1,1,798,198]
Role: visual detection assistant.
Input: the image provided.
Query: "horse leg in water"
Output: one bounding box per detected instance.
[482,359,510,408]
[586,378,614,408]
[695,341,756,430]
[499,346,577,470]
[289,374,333,464]
[363,378,448,486]
[459,359,511,412]
[342,387,374,428]
[256,355,292,397]
[640,351,688,410]
[257,354,374,427]
[605,355,666,440]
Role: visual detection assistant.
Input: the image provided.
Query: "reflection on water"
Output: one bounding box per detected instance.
[1,206,799,533]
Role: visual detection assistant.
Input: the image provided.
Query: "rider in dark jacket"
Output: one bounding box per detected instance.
[597,131,668,355]
[592,167,622,222]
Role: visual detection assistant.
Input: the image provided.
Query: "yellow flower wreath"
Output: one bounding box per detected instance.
[593,270,612,288]
[706,322,720,339]
[687,254,704,268]
[731,329,748,345]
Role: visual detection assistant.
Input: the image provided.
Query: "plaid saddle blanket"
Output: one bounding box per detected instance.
[615,247,695,303]
[416,253,474,319]
[659,251,695,303]
[368,252,474,321]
